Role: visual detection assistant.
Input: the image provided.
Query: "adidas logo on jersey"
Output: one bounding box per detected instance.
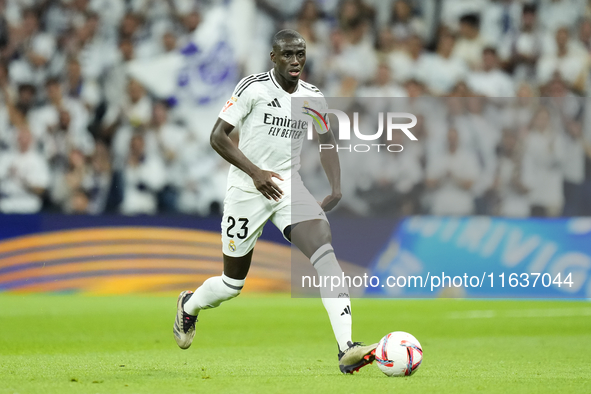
[267,98,281,108]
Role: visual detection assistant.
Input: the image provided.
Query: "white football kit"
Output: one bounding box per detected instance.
[217,69,329,257]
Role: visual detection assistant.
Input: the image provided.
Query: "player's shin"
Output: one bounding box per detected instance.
[310,244,352,352]
[183,273,244,315]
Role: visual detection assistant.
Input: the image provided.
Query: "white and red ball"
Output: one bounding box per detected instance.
[375,331,423,377]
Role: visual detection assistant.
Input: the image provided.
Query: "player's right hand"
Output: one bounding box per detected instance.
[252,169,284,201]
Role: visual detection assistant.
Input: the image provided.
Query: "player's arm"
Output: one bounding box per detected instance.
[317,130,342,212]
[210,118,284,201]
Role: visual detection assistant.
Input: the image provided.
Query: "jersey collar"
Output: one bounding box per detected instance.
[269,69,300,94]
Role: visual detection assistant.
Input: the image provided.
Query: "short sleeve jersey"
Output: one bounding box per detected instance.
[218,69,328,192]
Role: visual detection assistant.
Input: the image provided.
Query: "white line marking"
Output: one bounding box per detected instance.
[447,307,591,319]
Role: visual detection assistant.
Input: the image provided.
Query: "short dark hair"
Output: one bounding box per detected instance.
[45,77,61,86]
[459,13,480,28]
[483,46,497,56]
[523,4,537,14]
[272,29,305,51]
[18,83,36,94]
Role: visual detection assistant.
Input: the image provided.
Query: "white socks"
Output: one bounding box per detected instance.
[310,244,352,352]
[182,245,352,353]
[183,273,244,316]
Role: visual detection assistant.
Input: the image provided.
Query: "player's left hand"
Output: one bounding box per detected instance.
[320,192,342,212]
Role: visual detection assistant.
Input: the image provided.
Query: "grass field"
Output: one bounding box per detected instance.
[1,294,590,394]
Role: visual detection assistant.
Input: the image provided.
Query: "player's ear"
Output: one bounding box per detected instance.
[270,50,275,64]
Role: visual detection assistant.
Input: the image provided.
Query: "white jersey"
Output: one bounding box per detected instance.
[218,69,328,192]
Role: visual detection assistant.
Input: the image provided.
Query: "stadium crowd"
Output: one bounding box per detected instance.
[1,0,591,217]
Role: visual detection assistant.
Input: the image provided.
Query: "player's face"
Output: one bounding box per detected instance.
[271,38,306,82]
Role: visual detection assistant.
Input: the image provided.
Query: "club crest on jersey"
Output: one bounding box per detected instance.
[228,240,236,252]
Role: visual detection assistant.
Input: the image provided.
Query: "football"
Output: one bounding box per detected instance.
[375,331,423,377]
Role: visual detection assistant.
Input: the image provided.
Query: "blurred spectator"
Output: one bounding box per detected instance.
[338,0,375,30]
[538,0,584,34]
[149,100,188,211]
[50,149,89,211]
[452,13,486,69]
[118,12,141,45]
[0,61,13,99]
[0,127,49,213]
[319,28,346,91]
[445,96,472,153]
[161,30,178,54]
[123,78,152,127]
[441,0,487,32]
[499,83,538,133]
[150,101,186,163]
[465,97,499,214]
[389,0,426,41]
[67,188,90,214]
[499,3,543,84]
[494,129,531,217]
[14,83,37,122]
[176,140,228,216]
[404,78,427,99]
[111,101,177,172]
[577,18,591,52]
[177,9,200,48]
[480,0,522,45]
[415,32,468,95]
[44,1,77,36]
[52,140,114,214]
[426,127,480,215]
[327,16,377,93]
[0,3,9,53]
[86,141,114,214]
[1,83,39,148]
[91,0,127,37]
[120,133,166,215]
[360,131,423,216]
[357,62,407,98]
[104,38,135,107]
[62,57,101,111]
[71,11,117,82]
[128,13,162,60]
[560,120,587,216]
[522,106,564,217]
[467,47,515,97]
[99,38,136,142]
[388,34,424,84]
[537,27,588,90]
[7,8,56,88]
[295,0,330,42]
[36,78,94,156]
[375,27,396,57]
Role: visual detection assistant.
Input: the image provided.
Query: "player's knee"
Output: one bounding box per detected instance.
[318,231,332,246]
[314,220,332,245]
[306,222,332,249]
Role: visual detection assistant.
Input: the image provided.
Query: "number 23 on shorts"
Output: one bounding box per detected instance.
[227,216,249,239]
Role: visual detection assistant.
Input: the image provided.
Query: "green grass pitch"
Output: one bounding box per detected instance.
[1,294,590,394]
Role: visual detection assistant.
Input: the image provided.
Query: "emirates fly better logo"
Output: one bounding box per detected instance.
[302,106,418,152]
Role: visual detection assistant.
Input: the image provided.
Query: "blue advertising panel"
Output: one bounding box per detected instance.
[368,217,591,298]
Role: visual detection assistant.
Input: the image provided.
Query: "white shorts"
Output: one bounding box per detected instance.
[221,180,328,257]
